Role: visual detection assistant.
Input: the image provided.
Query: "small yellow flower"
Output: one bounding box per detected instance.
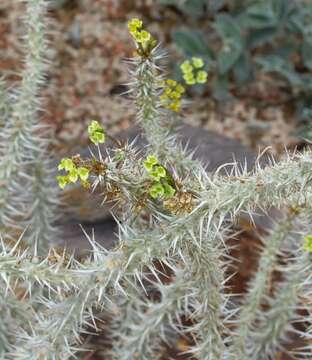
[176,84,185,94]
[88,120,105,145]
[160,78,185,113]
[150,165,166,181]
[303,235,312,252]
[170,91,180,100]
[68,168,79,183]
[169,101,181,112]
[128,18,156,53]
[192,57,204,68]
[180,60,193,74]
[196,70,208,84]
[183,72,196,85]
[135,30,151,43]
[56,175,70,189]
[150,183,164,199]
[144,155,159,172]
[143,155,176,201]
[57,153,91,190]
[166,79,177,87]
[181,57,207,85]
[77,167,90,182]
[128,18,142,33]
[81,180,91,189]
[164,88,172,96]
[58,158,75,172]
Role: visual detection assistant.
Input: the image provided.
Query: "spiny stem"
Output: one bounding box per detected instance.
[248,251,311,360]
[0,0,58,252]
[231,211,298,359]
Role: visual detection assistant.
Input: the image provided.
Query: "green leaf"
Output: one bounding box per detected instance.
[171,29,213,58]
[303,24,312,39]
[233,53,253,84]
[255,54,286,72]
[212,75,232,101]
[214,14,242,41]
[299,74,312,92]
[288,11,306,34]
[302,40,312,70]
[272,41,297,58]
[247,27,278,48]
[272,0,296,23]
[239,0,297,31]
[214,14,245,74]
[179,0,208,18]
[158,0,178,4]
[255,55,302,87]
[238,2,276,30]
[217,51,239,74]
[159,0,208,17]
[208,0,227,13]
[294,124,312,142]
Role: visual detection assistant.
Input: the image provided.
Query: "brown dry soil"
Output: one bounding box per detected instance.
[0,1,309,359]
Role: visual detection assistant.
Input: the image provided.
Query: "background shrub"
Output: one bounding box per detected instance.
[160,0,312,133]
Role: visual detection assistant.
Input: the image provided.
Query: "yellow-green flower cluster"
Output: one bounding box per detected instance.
[143,155,175,199]
[303,234,312,252]
[160,79,185,113]
[56,158,89,189]
[88,120,105,145]
[180,57,208,85]
[128,18,156,50]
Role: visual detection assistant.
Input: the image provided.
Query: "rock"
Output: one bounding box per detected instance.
[48,0,69,10]
[66,20,81,49]
[56,124,272,253]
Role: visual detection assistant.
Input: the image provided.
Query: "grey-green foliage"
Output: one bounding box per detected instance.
[2,2,312,360]
[163,0,312,130]
[159,0,226,17]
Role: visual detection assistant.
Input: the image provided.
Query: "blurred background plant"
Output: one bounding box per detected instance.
[161,0,312,140]
[3,0,311,156]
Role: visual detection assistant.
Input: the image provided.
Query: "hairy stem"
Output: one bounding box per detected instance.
[0,0,58,252]
[231,211,297,358]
